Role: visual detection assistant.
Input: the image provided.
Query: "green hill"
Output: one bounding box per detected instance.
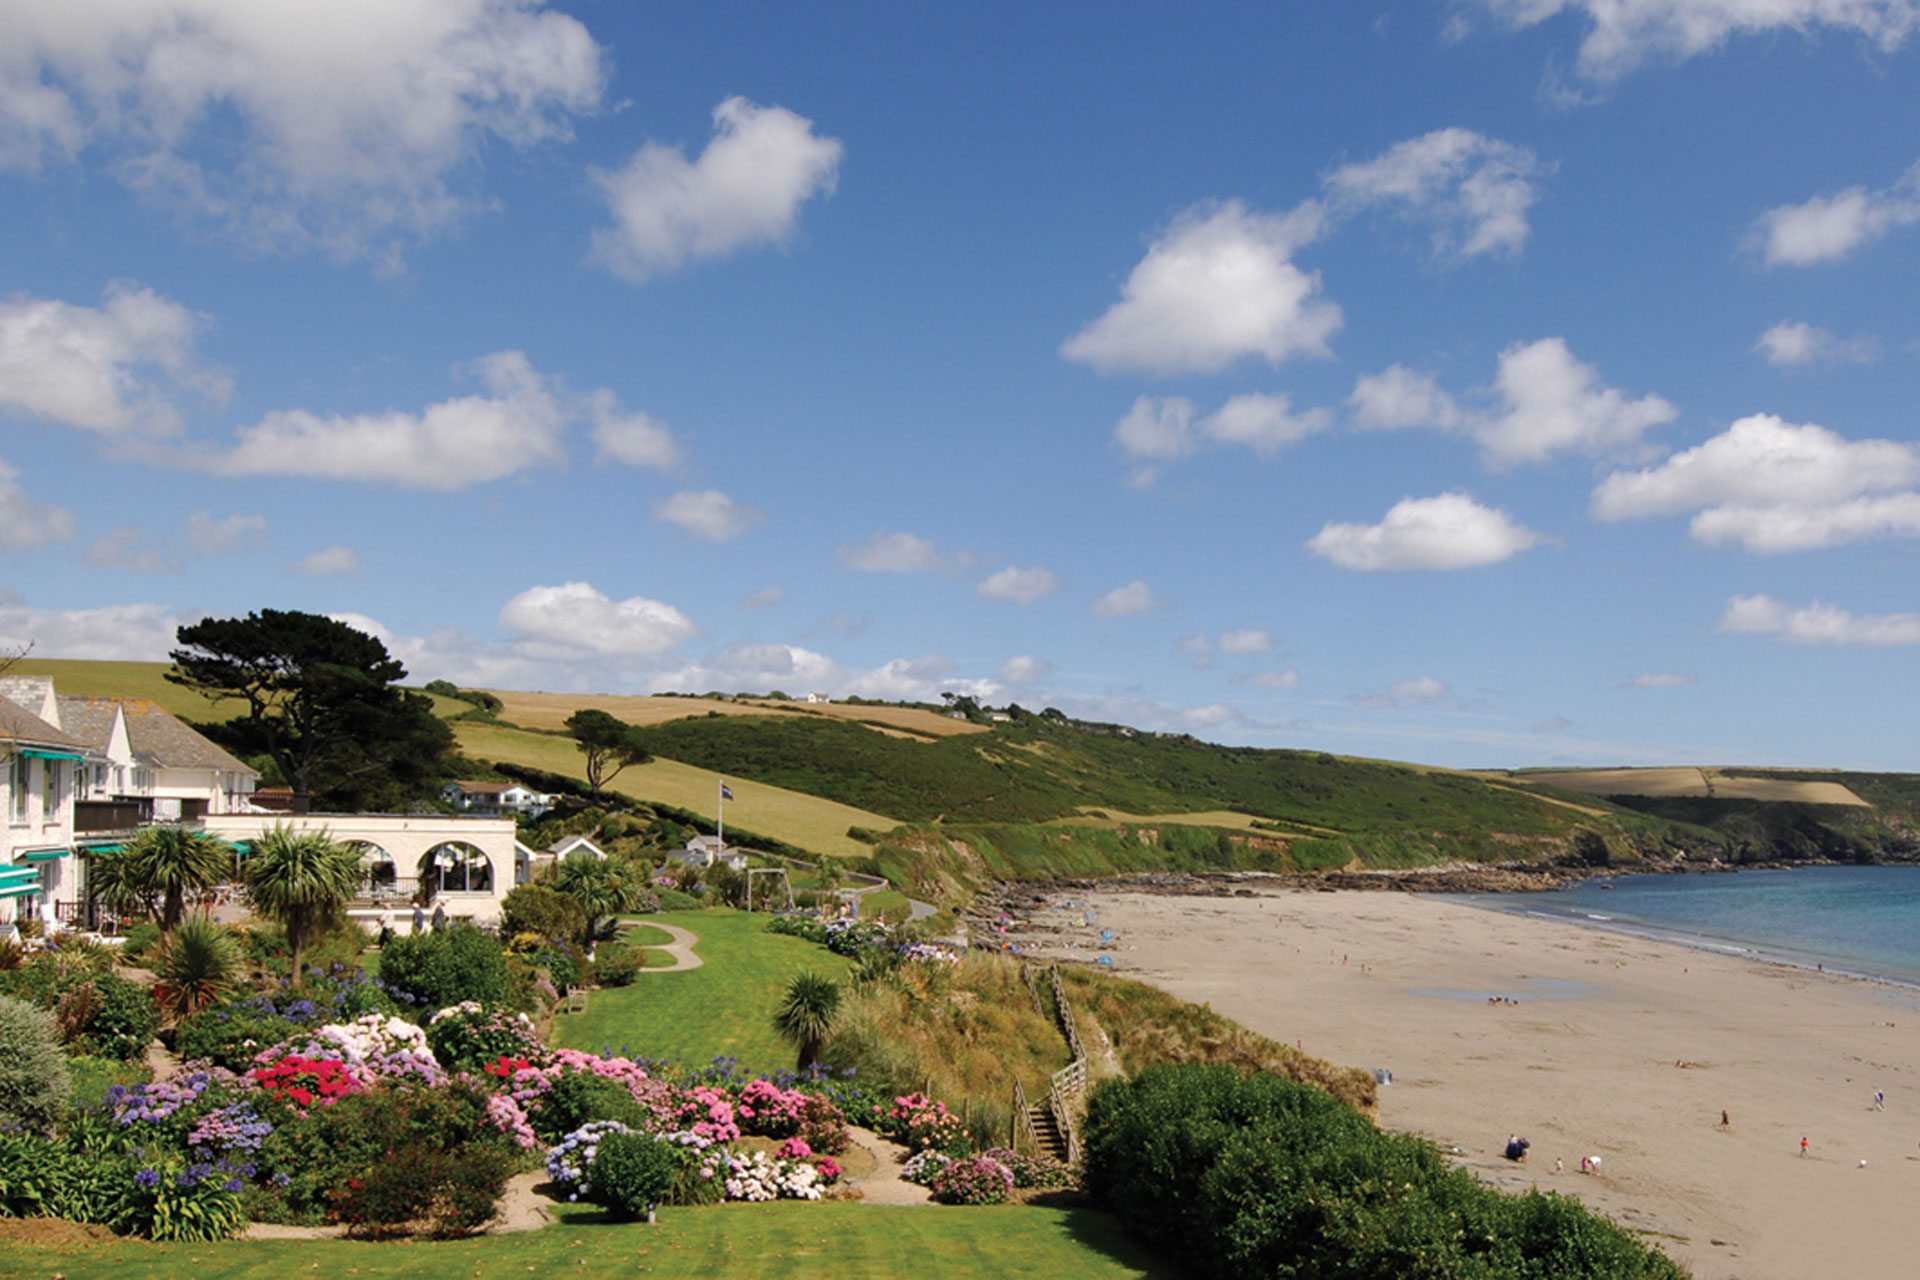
[14,658,1920,895]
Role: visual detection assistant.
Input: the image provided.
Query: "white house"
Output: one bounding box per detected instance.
[0,685,91,929]
[803,692,831,704]
[667,833,748,872]
[57,696,259,823]
[441,780,555,819]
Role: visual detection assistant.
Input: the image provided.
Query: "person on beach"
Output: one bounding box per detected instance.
[1873,1090,1885,1111]
[1801,1136,1809,1157]
[1720,1110,1730,1129]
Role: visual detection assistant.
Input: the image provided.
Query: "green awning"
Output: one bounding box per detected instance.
[0,867,39,889]
[22,849,67,862]
[0,884,40,901]
[20,749,83,763]
[229,841,251,857]
[78,843,123,854]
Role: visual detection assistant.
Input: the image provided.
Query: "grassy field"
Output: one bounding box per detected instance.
[1518,766,1870,807]
[0,1202,1170,1279]
[476,689,982,741]
[8,657,230,719]
[552,909,853,1071]
[453,719,899,859]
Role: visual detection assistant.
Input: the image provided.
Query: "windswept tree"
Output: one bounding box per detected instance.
[242,825,362,980]
[564,709,652,798]
[772,971,842,1070]
[92,826,233,937]
[167,609,455,810]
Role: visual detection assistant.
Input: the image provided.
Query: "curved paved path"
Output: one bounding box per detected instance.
[621,920,704,971]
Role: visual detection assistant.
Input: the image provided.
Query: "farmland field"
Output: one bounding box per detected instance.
[1519,767,1869,807]
[452,719,900,859]
[478,687,984,740]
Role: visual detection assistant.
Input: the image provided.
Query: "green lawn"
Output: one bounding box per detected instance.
[0,1202,1172,1279]
[555,909,852,1071]
[611,920,679,968]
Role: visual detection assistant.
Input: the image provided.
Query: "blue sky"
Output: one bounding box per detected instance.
[1,1,1918,769]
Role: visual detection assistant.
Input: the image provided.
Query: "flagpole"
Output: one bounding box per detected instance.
[717,778,725,851]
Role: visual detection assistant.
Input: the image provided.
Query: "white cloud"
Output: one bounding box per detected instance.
[1344,339,1675,466]
[1721,594,1920,646]
[1112,392,1329,482]
[739,586,785,610]
[292,545,359,577]
[216,350,568,489]
[837,531,942,573]
[1625,671,1696,689]
[0,600,179,660]
[1218,628,1273,653]
[1200,393,1332,456]
[1356,675,1450,708]
[977,566,1059,605]
[998,655,1051,685]
[499,581,696,657]
[184,510,265,553]
[648,643,1000,705]
[653,489,762,541]
[1347,364,1465,431]
[0,459,76,549]
[85,528,174,574]
[1690,495,1920,553]
[1474,0,1920,81]
[590,97,842,282]
[1308,492,1544,571]
[1236,669,1301,691]
[0,0,607,264]
[0,283,225,435]
[1592,414,1920,552]
[1755,321,1878,366]
[1751,163,1920,266]
[1061,201,1339,375]
[1477,338,1678,467]
[1325,127,1542,258]
[1093,580,1159,617]
[589,392,680,470]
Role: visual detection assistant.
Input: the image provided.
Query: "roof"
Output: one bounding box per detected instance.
[0,676,55,715]
[448,780,511,795]
[53,697,119,751]
[64,698,257,775]
[0,697,85,752]
[549,834,607,858]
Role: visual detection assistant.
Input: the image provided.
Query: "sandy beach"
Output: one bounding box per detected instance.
[1018,887,1920,1280]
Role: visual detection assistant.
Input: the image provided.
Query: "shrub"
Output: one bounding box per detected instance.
[424,1001,544,1072]
[499,885,588,947]
[592,947,642,987]
[978,1146,1074,1190]
[0,995,70,1135]
[377,923,512,1010]
[1083,1065,1684,1280]
[900,1148,951,1186]
[930,1155,1013,1205]
[0,965,159,1062]
[328,1141,513,1238]
[0,1130,124,1221]
[176,1002,304,1073]
[65,1054,149,1113]
[543,1120,633,1199]
[115,1155,249,1241]
[532,1069,649,1142]
[154,920,242,1021]
[120,921,164,962]
[589,1130,680,1220]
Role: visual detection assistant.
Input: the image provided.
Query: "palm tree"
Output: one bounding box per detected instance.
[242,825,362,981]
[99,826,233,937]
[156,919,239,1020]
[553,851,641,945]
[772,971,842,1069]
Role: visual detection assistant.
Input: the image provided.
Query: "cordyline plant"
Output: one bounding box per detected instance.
[242,825,362,982]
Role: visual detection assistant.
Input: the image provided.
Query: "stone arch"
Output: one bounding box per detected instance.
[346,841,400,897]
[420,840,493,897]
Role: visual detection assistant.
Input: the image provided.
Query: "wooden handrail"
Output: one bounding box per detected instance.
[1011,1076,1044,1153]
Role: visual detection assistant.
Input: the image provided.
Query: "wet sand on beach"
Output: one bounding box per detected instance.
[1021,888,1920,1280]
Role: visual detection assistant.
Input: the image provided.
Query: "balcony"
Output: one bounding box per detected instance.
[73,799,153,837]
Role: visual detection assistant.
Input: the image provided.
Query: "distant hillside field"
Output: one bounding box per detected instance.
[452,719,898,860]
[1516,767,1870,807]
[477,688,985,740]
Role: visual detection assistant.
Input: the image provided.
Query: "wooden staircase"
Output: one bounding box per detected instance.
[1009,962,1088,1165]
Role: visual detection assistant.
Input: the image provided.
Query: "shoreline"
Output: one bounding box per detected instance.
[997,881,1920,1280]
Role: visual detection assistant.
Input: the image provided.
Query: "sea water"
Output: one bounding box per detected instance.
[1466,865,1920,987]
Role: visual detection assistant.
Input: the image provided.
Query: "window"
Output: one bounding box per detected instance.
[42,762,61,819]
[9,755,25,822]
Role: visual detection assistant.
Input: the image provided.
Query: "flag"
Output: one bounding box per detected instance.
[720,783,734,801]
